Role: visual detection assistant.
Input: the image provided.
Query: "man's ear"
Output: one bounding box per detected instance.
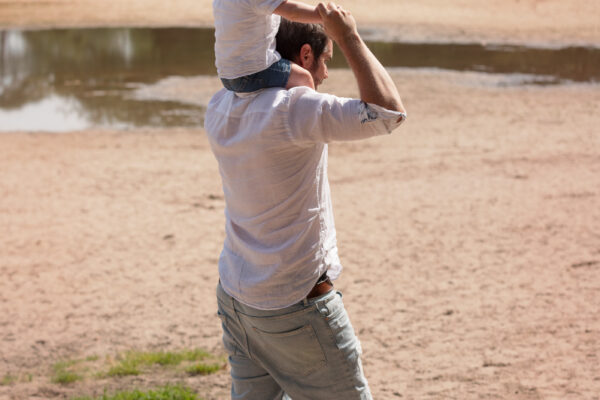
[298,44,314,69]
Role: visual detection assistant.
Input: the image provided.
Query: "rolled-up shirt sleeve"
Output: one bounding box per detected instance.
[286,87,406,144]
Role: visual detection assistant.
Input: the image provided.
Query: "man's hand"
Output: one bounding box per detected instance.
[316,2,357,45]
[317,2,405,113]
[275,0,322,24]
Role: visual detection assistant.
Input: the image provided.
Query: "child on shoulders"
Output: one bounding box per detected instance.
[213,0,323,92]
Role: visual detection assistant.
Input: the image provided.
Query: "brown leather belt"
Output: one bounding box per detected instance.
[307,273,333,299]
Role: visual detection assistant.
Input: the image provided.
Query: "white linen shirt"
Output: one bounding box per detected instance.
[205,86,406,310]
[213,0,285,79]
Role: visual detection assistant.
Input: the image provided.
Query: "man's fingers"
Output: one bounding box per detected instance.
[318,2,350,19]
[316,2,328,18]
[318,1,357,43]
[329,2,342,13]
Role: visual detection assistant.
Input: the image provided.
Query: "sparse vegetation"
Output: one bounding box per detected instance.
[71,385,200,400]
[105,360,141,377]
[4,348,223,399]
[1,372,33,385]
[1,374,16,386]
[103,349,217,377]
[185,362,223,376]
[52,360,84,384]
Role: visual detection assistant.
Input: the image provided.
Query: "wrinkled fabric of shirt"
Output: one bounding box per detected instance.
[213,0,285,79]
[205,86,406,310]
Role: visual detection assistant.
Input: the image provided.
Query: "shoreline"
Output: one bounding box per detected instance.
[0,0,598,48]
[1,23,599,50]
[2,22,600,49]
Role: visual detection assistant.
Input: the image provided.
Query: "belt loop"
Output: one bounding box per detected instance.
[302,297,309,306]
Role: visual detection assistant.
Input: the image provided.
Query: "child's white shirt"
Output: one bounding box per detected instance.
[213,0,286,79]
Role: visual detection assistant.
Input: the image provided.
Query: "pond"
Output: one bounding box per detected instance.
[1,27,598,132]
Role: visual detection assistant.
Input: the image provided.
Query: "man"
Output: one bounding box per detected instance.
[205,3,406,399]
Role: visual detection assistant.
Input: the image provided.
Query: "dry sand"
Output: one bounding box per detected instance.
[1,1,599,399]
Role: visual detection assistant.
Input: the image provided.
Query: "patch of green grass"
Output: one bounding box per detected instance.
[1,374,16,386]
[185,362,223,376]
[135,351,182,366]
[105,361,140,378]
[180,349,211,362]
[1,372,33,385]
[47,355,104,383]
[71,385,199,400]
[104,349,213,377]
[137,349,210,366]
[51,361,83,385]
[45,348,221,386]
[53,370,82,384]
[54,360,78,369]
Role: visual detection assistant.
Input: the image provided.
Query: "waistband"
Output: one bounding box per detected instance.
[216,280,338,318]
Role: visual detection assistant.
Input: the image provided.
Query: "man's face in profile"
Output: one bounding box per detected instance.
[308,39,333,90]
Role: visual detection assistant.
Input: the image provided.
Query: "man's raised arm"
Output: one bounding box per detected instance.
[317,2,405,114]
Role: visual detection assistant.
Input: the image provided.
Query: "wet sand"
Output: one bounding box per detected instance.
[1,1,599,399]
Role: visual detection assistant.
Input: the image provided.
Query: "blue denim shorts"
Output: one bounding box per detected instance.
[220,59,292,93]
[216,281,372,400]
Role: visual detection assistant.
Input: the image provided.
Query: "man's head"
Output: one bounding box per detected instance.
[276,19,333,89]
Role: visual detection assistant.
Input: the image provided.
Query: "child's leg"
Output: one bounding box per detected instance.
[285,62,315,90]
[219,60,313,92]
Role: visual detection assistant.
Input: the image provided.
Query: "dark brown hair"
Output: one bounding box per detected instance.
[276,18,329,63]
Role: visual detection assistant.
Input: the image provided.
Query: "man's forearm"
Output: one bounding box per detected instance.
[337,32,404,113]
[274,1,321,24]
[317,2,404,113]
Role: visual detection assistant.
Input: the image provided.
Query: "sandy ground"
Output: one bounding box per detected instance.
[1,1,600,400]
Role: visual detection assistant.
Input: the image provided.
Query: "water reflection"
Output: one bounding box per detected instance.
[0,28,215,131]
[0,94,92,132]
[1,27,599,132]
[355,41,600,85]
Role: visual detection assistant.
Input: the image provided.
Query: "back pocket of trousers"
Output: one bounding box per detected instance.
[251,324,326,376]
